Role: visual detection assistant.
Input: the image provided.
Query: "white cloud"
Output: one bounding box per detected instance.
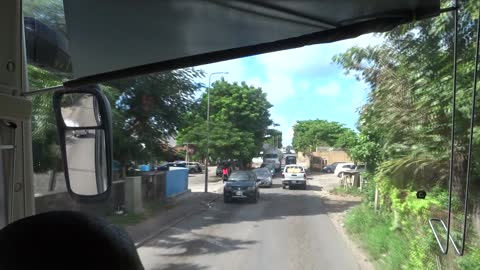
[256,33,383,76]
[316,82,341,97]
[299,80,310,90]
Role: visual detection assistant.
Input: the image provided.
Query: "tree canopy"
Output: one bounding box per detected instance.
[292,119,357,153]
[177,79,272,165]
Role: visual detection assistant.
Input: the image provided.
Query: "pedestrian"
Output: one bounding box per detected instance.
[222,165,229,181]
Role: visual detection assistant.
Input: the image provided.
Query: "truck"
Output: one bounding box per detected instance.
[262,147,283,172]
[281,154,297,171]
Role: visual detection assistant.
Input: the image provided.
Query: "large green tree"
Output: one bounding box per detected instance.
[177,80,273,165]
[292,119,357,153]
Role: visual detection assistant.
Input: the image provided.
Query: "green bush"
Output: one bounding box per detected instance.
[345,205,409,267]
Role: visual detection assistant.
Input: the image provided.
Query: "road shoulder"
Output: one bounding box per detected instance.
[125,192,221,247]
[310,174,375,270]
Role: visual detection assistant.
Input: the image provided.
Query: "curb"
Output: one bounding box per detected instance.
[134,192,221,248]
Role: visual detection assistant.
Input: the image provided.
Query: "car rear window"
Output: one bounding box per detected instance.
[228,173,252,181]
[286,166,303,173]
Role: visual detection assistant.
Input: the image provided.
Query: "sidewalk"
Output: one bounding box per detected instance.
[126,190,221,247]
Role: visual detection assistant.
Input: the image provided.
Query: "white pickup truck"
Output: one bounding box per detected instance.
[282,165,307,190]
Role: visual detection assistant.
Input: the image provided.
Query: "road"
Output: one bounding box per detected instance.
[138,173,363,270]
[187,167,224,193]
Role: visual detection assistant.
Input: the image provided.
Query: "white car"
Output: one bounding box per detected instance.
[334,163,356,177]
[282,164,307,190]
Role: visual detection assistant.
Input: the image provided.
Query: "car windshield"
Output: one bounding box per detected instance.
[253,169,270,177]
[21,2,480,270]
[228,173,253,181]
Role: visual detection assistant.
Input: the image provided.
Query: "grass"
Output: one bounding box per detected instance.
[344,205,409,270]
[330,186,363,197]
[107,201,173,227]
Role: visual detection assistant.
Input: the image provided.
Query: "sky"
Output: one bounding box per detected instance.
[196,34,383,146]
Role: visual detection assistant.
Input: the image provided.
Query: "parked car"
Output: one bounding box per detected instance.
[354,164,366,173]
[261,163,276,176]
[322,162,343,173]
[223,171,260,203]
[175,161,202,173]
[282,164,307,190]
[156,162,187,171]
[253,168,273,188]
[334,163,356,177]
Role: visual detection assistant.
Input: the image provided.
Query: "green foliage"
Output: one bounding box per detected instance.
[28,65,65,172]
[345,205,409,269]
[107,68,204,164]
[177,80,272,164]
[292,119,357,153]
[29,64,204,172]
[265,128,283,148]
[330,186,363,197]
[457,247,480,270]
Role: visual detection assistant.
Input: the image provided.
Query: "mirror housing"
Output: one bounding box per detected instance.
[53,85,113,202]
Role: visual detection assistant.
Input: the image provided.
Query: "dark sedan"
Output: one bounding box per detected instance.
[322,162,342,173]
[223,171,259,203]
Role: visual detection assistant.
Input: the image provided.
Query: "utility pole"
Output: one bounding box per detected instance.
[205,71,228,192]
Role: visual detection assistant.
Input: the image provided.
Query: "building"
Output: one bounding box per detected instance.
[296,149,352,170]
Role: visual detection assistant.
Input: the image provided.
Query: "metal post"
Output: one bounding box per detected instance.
[205,72,228,192]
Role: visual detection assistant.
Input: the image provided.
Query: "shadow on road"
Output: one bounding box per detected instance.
[150,229,256,257]
[306,185,323,191]
[140,188,360,269]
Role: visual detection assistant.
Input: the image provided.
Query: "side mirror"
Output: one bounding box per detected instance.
[53,85,113,202]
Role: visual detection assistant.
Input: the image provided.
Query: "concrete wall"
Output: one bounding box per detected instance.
[35,180,125,216]
[34,171,171,216]
[296,150,352,170]
[165,168,188,197]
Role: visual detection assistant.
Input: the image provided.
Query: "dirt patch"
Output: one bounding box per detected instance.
[316,191,375,270]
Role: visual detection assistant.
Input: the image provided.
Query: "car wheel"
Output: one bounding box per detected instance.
[303,184,307,190]
[223,195,230,203]
[282,185,286,189]
[289,186,294,190]
[338,172,342,177]
[251,193,258,203]
[269,182,273,188]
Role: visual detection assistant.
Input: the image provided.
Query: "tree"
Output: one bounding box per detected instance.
[29,65,66,173]
[177,80,273,166]
[265,129,283,148]
[107,68,204,167]
[292,119,356,153]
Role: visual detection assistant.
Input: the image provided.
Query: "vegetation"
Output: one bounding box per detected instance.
[292,119,357,154]
[335,3,480,269]
[176,79,273,166]
[28,66,204,175]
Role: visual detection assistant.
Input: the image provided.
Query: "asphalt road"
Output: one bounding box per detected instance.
[137,174,361,270]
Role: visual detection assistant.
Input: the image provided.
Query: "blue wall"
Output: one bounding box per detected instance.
[165,168,189,197]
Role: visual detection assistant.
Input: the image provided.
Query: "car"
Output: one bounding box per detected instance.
[260,163,276,176]
[334,163,356,177]
[354,164,366,173]
[282,165,307,190]
[223,171,260,203]
[253,168,273,188]
[186,162,202,173]
[322,162,344,173]
[156,162,187,171]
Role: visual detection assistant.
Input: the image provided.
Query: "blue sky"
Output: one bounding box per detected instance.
[196,34,382,146]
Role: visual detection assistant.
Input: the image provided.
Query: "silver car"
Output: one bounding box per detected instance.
[253,168,273,188]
